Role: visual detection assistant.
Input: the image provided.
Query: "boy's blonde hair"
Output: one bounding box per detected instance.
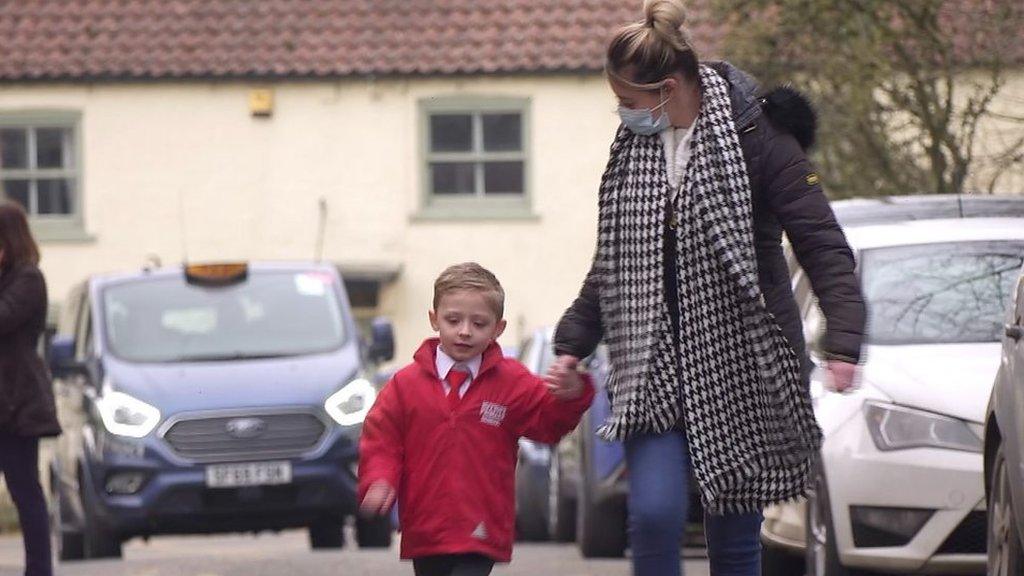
[433,262,505,319]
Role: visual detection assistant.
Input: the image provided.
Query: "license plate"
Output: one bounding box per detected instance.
[205,461,292,488]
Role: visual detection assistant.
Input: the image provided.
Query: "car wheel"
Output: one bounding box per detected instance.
[79,471,122,559]
[308,519,345,549]
[49,471,84,561]
[515,448,550,541]
[762,542,804,576]
[576,411,627,558]
[988,442,1023,576]
[548,447,576,543]
[805,463,872,576]
[356,515,393,548]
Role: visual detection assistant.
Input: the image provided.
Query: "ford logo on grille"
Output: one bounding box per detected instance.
[225,417,267,439]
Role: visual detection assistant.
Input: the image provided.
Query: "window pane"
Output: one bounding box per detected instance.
[37,178,73,214]
[1,179,30,210]
[484,161,524,194]
[37,127,71,169]
[431,162,476,195]
[0,128,28,169]
[483,113,522,152]
[430,114,473,152]
[861,241,1024,345]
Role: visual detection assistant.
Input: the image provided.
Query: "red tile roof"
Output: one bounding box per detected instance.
[0,1,1014,83]
[0,0,722,81]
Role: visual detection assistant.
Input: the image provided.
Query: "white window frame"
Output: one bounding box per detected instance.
[0,110,90,241]
[415,97,535,221]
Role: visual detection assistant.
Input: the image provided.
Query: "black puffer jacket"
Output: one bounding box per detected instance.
[555,62,866,380]
[0,263,61,437]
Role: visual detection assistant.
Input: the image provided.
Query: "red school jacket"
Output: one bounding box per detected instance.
[358,338,594,562]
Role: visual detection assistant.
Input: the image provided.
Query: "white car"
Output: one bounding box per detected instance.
[762,215,1024,576]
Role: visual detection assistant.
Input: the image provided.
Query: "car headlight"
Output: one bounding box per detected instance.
[96,389,162,438]
[325,378,376,426]
[864,401,982,453]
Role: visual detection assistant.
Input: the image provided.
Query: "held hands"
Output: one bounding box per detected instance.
[825,360,858,394]
[545,355,584,401]
[359,480,396,517]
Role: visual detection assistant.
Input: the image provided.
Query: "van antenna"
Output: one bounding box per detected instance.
[143,254,162,272]
[315,197,328,262]
[177,187,190,264]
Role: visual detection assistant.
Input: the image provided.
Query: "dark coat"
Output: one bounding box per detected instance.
[555,62,866,379]
[0,264,61,437]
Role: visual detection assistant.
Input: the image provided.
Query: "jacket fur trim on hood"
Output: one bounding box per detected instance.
[762,85,818,151]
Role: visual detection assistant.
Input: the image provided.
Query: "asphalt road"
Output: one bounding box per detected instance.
[0,530,712,576]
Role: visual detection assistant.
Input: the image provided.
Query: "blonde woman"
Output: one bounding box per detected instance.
[552,1,865,574]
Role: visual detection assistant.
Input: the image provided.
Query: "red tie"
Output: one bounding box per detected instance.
[447,369,470,411]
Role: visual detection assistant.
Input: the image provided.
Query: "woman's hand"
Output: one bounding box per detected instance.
[825,360,858,394]
[359,480,396,517]
[551,354,580,372]
[544,357,584,401]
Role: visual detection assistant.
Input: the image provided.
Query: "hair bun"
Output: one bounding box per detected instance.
[643,0,690,51]
[644,0,687,30]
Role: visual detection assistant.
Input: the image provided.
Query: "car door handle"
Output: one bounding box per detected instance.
[1007,324,1023,341]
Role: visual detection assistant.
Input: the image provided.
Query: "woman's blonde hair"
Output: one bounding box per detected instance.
[607,0,699,89]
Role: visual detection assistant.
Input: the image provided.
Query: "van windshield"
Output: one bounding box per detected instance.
[102,271,346,363]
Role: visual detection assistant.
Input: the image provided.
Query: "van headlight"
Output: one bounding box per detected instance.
[96,390,162,438]
[864,401,982,453]
[325,378,376,426]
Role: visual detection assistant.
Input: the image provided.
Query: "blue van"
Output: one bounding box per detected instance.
[46,262,395,560]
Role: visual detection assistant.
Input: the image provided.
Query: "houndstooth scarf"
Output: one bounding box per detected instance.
[594,65,822,514]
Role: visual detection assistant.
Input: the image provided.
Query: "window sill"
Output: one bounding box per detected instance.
[411,203,540,223]
[30,219,96,243]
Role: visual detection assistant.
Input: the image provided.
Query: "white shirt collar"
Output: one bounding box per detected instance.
[435,344,482,382]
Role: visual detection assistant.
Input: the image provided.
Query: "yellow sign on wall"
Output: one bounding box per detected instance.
[249,89,274,117]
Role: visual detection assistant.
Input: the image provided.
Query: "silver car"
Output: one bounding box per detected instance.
[984,262,1024,576]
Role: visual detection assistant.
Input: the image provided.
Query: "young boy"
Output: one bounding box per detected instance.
[358,263,594,576]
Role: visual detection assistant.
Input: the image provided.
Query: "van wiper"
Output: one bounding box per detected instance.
[170,352,298,363]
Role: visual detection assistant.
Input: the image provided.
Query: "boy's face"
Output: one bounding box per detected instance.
[429,289,506,363]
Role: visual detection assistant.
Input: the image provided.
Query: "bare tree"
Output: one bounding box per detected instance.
[713,0,1024,198]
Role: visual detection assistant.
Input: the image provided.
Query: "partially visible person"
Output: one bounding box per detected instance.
[359,263,594,576]
[0,201,61,576]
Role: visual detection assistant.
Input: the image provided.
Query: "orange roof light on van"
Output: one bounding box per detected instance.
[184,262,248,286]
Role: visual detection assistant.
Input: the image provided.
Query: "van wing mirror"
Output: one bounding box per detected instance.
[368,317,395,363]
[48,335,86,379]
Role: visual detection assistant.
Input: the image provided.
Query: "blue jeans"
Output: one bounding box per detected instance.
[625,430,762,576]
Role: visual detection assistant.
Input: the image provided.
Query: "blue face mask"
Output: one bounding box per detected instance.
[618,94,672,136]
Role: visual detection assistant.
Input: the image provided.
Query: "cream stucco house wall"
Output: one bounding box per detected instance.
[0,75,620,363]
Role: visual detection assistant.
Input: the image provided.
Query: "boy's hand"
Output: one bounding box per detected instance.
[359,480,396,517]
[544,357,584,401]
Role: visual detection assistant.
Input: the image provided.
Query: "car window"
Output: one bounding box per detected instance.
[792,269,813,317]
[1014,267,1024,321]
[537,340,556,375]
[74,295,92,360]
[862,241,1024,345]
[58,285,83,337]
[517,335,539,372]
